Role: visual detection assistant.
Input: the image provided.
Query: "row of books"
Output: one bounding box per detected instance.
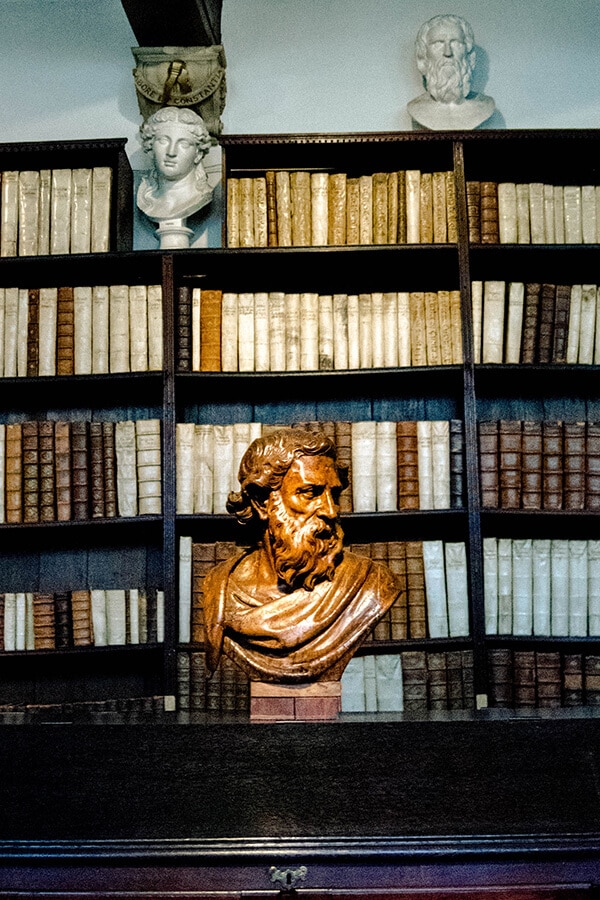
[0,695,168,724]
[488,649,600,709]
[0,587,164,652]
[176,649,250,715]
[176,419,464,516]
[466,180,599,245]
[0,418,161,524]
[178,538,470,646]
[226,168,458,248]
[478,419,600,511]
[484,537,600,637]
[0,166,112,257]
[473,281,600,366]
[342,650,474,713]
[0,284,163,378]
[177,287,463,373]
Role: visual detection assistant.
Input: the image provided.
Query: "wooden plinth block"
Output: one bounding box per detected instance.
[250,681,341,722]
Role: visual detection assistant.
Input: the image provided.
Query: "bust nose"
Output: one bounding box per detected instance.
[318,489,338,520]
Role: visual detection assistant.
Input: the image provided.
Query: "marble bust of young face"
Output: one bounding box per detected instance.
[137,107,213,222]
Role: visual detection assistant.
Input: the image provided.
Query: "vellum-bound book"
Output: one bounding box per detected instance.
[422,540,449,638]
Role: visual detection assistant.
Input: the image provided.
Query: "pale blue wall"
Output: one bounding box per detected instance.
[0,0,598,247]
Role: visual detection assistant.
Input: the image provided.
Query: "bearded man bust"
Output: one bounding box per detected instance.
[202,428,401,684]
[407,14,495,131]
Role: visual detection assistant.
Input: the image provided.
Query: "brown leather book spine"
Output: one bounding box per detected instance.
[520,282,541,364]
[70,420,90,520]
[200,289,223,372]
[419,172,433,244]
[387,541,407,639]
[265,170,278,247]
[487,647,514,708]
[542,420,563,510]
[191,541,216,643]
[586,421,600,511]
[427,652,449,710]
[176,285,192,372]
[536,283,556,364]
[22,419,40,523]
[499,419,522,509]
[146,588,158,644]
[5,423,23,523]
[584,654,600,706]
[466,180,481,243]
[334,420,353,513]
[38,419,55,522]
[563,421,586,510]
[535,650,561,708]
[345,177,360,246]
[189,649,208,711]
[513,650,536,707]
[387,170,398,244]
[563,653,584,707]
[446,650,464,709]
[89,420,105,518]
[479,181,499,244]
[54,591,73,649]
[446,170,458,243]
[26,287,39,377]
[551,284,571,363]
[54,420,72,521]
[478,420,499,508]
[56,286,75,376]
[177,650,191,711]
[450,418,464,508]
[71,589,93,646]
[521,420,543,509]
[102,420,117,518]
[328,172,348,246]
[406,540,427,639]
[371,542,391,641]
[33,592,56,650]
[396,170,407,244]
[401,650,428,711]
[396,420,420,510]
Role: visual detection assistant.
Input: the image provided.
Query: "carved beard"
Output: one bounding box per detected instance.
[265,492,345,592]
[425,55,471,104]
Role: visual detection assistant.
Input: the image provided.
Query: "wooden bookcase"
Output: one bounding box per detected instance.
[2,129,600,718]
[1,128,600,895]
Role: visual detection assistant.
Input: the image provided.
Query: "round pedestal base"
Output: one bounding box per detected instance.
[156,219,193,249]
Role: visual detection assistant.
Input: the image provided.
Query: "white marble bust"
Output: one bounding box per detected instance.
[137,106,213,223]
[407,14,495,131]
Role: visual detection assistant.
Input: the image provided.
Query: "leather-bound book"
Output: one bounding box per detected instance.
[488,647,514,708]
[345,177,360,246]
[176,285,192,372]
[71,589,93,646]
[71,419,90,520]
[191,541,216,644]
[427,652,449,710]
[54,591,73,649]
[38,419,55,523]
[89,420,105,518]
[290,171,311,246]
[480,181,499,243]
[513,650,536,707]
[521,420,543,509]
[551,284,572,363]
[562,653,584,707]
[387,541,408,639]
[387,170,398,243]
[419,171,433,244]
[450,419,464,508]
[226,176,240,247]
[199,289,222,372]
[520,282,541,364]
[584,655,600,706]
[499,419,522,509]
[536,650,562,708]
[401,650,428,711]
[56,286,75,375]
[478,420,499,507]
[190,649,208,711]
[445,170,457,243]
[563,421,586,510]
[372,171,388,245]
[371,543,391,640]
[33,592,56,650]
[26,287,39,376]
[446,650,464,709]
[22,419,40,524]
[406,540,427,639]
[586,421,600,511]
[333,420,352,513]
[238,177,254,247]
[536,283,556,363]
[273,170,292,247]
[396,420,419,510]
[328,172,347,245]
[264,170,278,247]
[432,170,447,243]
[252,176,268,247]
[54,420,72,521]
[396,170,407,244]
[310,172,329,246]
[101,420,117,518]
[177,650,191,712]
[358,175,373,245]
[542,420,564,510]
[465,180,481,243]
[5,422,23,523]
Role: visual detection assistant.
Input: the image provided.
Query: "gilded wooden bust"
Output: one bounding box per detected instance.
[203,428,401,683]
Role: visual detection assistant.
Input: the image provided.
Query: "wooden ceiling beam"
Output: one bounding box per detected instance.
[121,0,223,47]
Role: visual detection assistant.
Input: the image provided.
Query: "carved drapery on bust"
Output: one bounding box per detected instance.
[407,14,495,130]
[202,428,401,683]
